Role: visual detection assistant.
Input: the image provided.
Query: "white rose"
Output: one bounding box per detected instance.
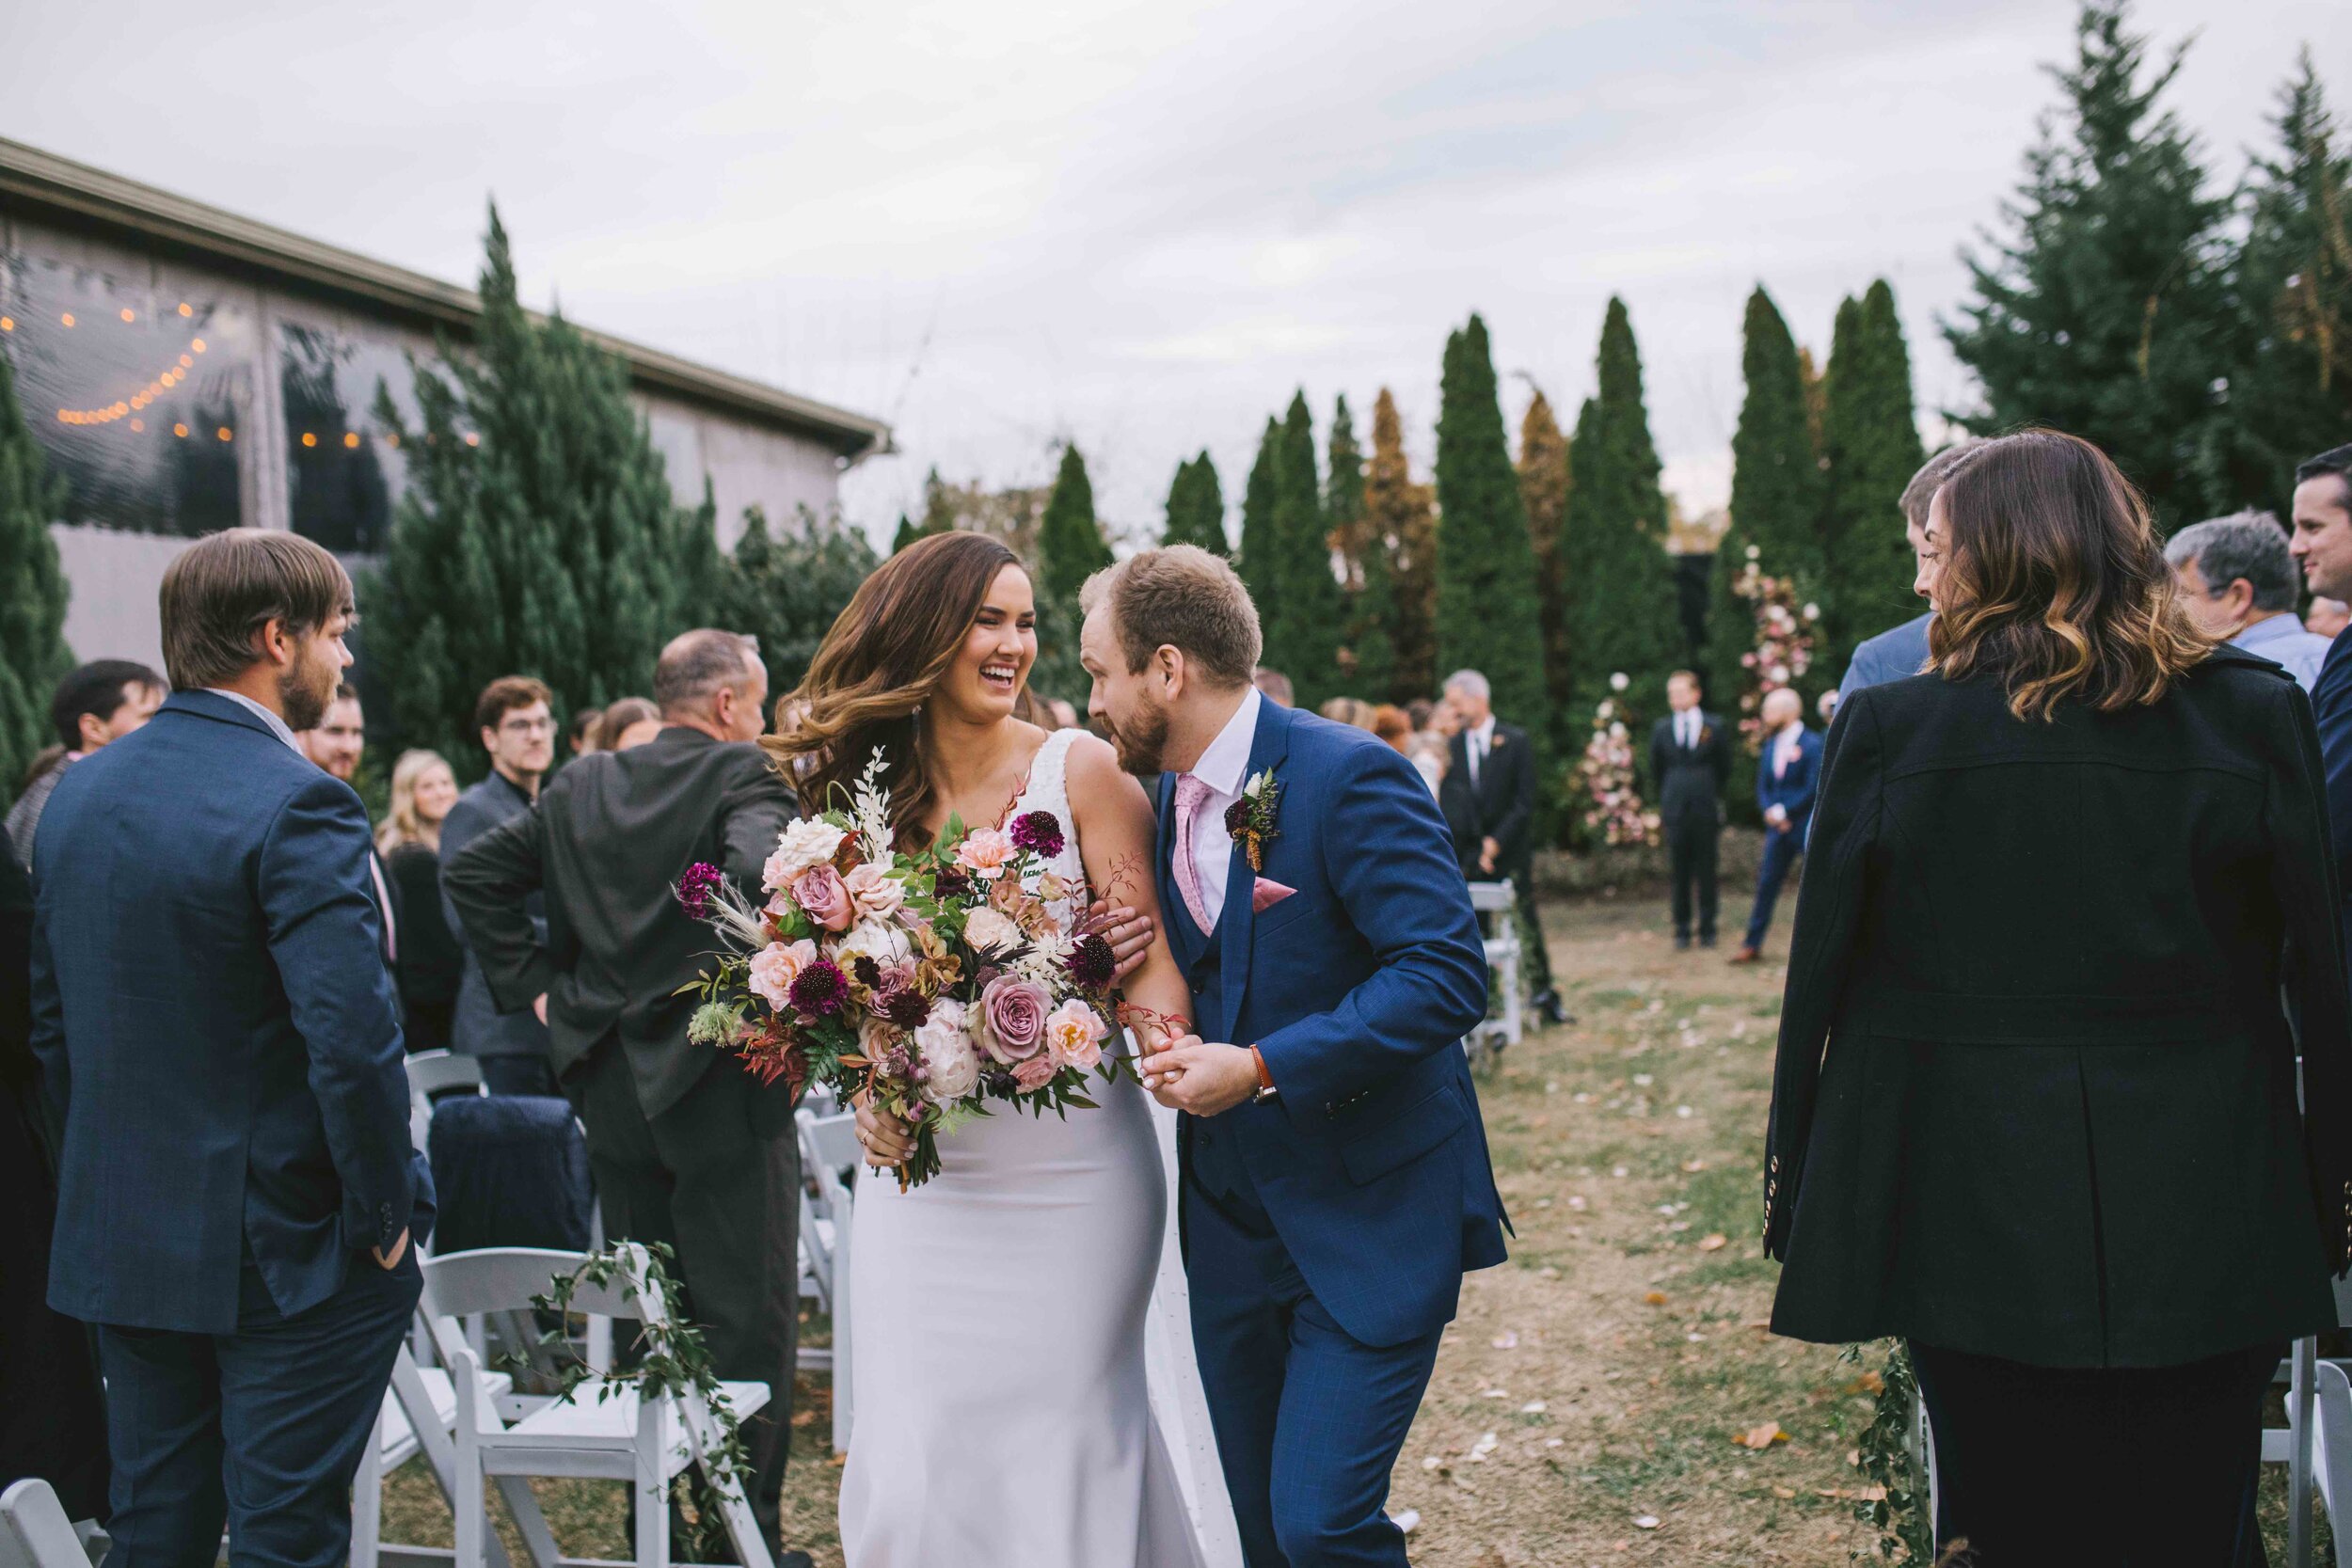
[764,818,847,891]
[963,907,1023,955]
[834,918,913,973]
[1610,672,1630,691]
[914,999,979,1102]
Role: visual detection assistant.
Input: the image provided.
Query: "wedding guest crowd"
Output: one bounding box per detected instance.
[5,658,164,868]
[2166,508,2335,689]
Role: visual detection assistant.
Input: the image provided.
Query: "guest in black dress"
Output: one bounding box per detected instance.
[1765,429,2352,1565]
[377,749,463,1055]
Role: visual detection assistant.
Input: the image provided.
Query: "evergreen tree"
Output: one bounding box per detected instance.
[719,505,880,695]
[370,204,718,774]
[1823,280,1929,670]
[1560,298,1681,724]
[1031,443,1109,703]
[2222,52,2352,518]
[1236,417,1282,628]
[1160,452,1230,553]
[1945,0,2236,527]
[1710,286,1829,713]
[1327,396,1390,696]
[1433,316,1548,747]
[1327,396,1368,562]
[0,344,72,808]
[1516,389,1572,747]
[1264,392,1343,706]
[892,466,958,553]
[890,514,922,554]
[1366,388,1437,702]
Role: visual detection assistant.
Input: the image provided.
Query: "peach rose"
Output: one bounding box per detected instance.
[955,828,1016,879]
[843,861,904,920]
[747,939,818,1012]
[1043,998,1106,1070]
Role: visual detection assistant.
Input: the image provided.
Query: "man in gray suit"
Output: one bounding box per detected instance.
[439,675,557,1096]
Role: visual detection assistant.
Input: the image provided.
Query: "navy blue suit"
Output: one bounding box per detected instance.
[1162,698,1506,1567]
[1741,724,1824,952]
[30,690,430,1568]
[2312,630,2352,975]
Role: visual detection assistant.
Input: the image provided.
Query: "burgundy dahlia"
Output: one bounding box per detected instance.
[1223,799,1250,835]
[1064,933,1117,990]
[1009,810,1065,861]
[933,865,973,901]
[850,955,883,990]
[881,987,932,1029]
[787,958,850,1017]
[675,862,725,921]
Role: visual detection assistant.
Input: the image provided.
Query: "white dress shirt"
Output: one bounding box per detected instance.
[1464,716,1496,789]
[1675,708,1702,749]
[1771,721,1803,780]
[1180,686,1262,932]
[204,687,306,755]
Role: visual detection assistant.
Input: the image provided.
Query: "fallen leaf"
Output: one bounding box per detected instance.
[1643,1291,1668,1306]
[1734,1421,1788,1449]
[1697,1233,1728,1252]
[1681,1159,1708,1173]
[1845,1370,1885,1396]
[1471,1431,1499,1457]
[1772,1486,1797,1499]
[1519,1401,1548,1414]
[1633,1514,1661,1529]
[1818,1486,1888,1501]
[1390,1508,1422,1536]
[1492,1330,1519,1349]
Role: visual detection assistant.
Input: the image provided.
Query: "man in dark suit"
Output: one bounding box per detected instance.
[1648,669,1731,949]
[1729,688,1823,965]
[31,530,428,1568]
[2293,445,2352,971]
[440,674,557,1095]
[444,629,808,1568]
[1437,669,1564,1024]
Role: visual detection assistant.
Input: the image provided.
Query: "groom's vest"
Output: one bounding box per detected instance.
[1170,889,1252,1203]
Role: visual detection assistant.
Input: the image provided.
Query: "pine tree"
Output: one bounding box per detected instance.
[1264,392,1343,707]
[720,505,880,695]
[1236,418,1282,629]
[1366,388,1437,702]
[1516,389,1572,747]
[2222,52,2352,518]
[1031,443,1109,704]
[1160,452,1230,553]
[370,204,718,774]
[1709,286,1829,711]
[0,344,72,808]
[1434,316,1549,747]
[1327,396,1369,563]
[1327,396,1390,696]
[1560,298,1682,724]
[890,514,922,554]
[892,467,957,553]
[1946,0,2236,527]
[1823,280,1929,671]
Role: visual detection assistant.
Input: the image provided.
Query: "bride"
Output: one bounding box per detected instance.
[765,531,1233,1568]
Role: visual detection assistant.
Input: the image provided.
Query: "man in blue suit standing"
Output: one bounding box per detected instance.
[1079,546,1506,1568]
[30,529,429,1568]
[1728,688,1822,965]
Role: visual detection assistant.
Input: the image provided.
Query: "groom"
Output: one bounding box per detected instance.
[1080,546,1507,1567]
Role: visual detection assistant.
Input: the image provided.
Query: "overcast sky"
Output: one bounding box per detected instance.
[7,0,2347,548]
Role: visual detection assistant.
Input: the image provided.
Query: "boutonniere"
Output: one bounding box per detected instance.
[1223,768,1282,873]
[1699,726,1714,746]
[1489,732,1507,749]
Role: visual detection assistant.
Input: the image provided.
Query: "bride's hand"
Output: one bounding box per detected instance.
[1090,899,1157,982]
[854,1095,918,1168]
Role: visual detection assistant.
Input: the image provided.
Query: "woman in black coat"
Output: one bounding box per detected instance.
[1765,429,2352,1564]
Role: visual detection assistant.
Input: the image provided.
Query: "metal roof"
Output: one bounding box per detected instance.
[0,136,893,461]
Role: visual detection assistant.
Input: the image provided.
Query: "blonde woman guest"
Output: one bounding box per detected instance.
[1317,696,1377,730]
[378,750,462,1054]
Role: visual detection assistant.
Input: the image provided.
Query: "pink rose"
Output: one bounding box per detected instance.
[955,828,1016,880]
[843,861,904,920]
[978,974,1051,1063]
[1011,1053,1058,1092]
[1043,998,1106,1070]
[792,864,855,932]
[747,939,817,1011]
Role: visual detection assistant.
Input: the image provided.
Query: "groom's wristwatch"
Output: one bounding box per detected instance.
[1248,1045,1278,1102]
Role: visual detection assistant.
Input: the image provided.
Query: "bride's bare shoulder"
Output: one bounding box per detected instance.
[1063,731,1148,815]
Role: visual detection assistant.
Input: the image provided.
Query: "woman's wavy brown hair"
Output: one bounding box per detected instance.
[763,530,1025,847]
[1927,428,2215,721]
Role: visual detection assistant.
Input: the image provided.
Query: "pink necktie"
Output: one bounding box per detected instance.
[1172,773,1216,935]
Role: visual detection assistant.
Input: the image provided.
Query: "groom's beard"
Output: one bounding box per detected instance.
[1105,694,1170,777]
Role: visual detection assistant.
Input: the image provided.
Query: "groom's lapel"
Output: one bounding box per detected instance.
[1215,699,1293,1043]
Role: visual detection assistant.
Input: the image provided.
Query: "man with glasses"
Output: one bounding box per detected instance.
[2167,510,2335,691]
[439,675,558,1094]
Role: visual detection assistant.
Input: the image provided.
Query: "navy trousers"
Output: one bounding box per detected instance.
[1185,1163,1443,1568]
[1741,824,1804,951]
[95,1250,421,1568]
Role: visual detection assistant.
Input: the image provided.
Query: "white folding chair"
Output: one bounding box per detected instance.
[795,1107,862,1455]
[352,1332,532,1568]
[0,1481,98,1568]
[405,1050,487,1154]
[424,1244,773,1568]
[1464,880,1523,1059]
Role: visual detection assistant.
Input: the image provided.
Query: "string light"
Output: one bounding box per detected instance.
[342,432,359,449]
[119,308,135,324]
[0,317,12,332]
[215,426,232,442]
[60,313,74,327]
[129,419,143,433]
[172,423,188,438]
[177,303,193,317]
[54,336,212,425]
[302,433,317,448]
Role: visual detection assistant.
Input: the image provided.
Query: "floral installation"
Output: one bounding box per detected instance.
[1225,767,1281,872]
[1730,545,1820,755]
[676,749,1132,1189]
[1578,673,1662,848]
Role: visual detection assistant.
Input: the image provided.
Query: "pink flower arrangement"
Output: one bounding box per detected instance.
[1576,685,1662,848]
[1731,550,1820,755]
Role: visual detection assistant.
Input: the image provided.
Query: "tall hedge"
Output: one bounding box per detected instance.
[1822,281,1927,670]
[1433,315,1549,743]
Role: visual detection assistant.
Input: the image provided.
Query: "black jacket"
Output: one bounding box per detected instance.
[1648,711,1730,827]
[439,771,551,1062]
[1764,648,2352,1368]
[1438,721,1536,877]
[443,727,792,1119]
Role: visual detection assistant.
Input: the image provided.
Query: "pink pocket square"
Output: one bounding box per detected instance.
[1251,878,1297,913]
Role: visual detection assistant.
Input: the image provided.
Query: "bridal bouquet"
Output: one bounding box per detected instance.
[676,750,1125,1187]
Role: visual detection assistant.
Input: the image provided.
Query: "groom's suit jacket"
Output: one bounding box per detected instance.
[29,691,429,1333]
[1161,698,1508,1348]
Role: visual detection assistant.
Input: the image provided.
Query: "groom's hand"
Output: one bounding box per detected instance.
[1148,1040,1260,1117]
[1089,899,1157,983]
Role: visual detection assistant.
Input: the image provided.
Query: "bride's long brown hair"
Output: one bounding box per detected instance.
[764,530,1025,847]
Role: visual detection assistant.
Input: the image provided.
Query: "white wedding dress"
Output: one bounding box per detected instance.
[838,729,1244,1568]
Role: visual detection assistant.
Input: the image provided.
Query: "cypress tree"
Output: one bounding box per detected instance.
[1559,298,1681,723]
[0,344,72,808]
[719,505,879,695]
[1031,443,1109,703]
[1326,396,1368,563]
[1945,0,2235,527]
[1266,391,1343,707]
[1327,396,1390,696]
[1823,280,1928,669]
[1516,389,1572,747]
[1236,417,1282,630]
[892,466,958,552]
[1366,388,1437,702]
[1709,286,1829,716]
[1433,316,1548,744]
[890,514,921,554]
[1160,451,1230,553]
[371,204,718,774]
